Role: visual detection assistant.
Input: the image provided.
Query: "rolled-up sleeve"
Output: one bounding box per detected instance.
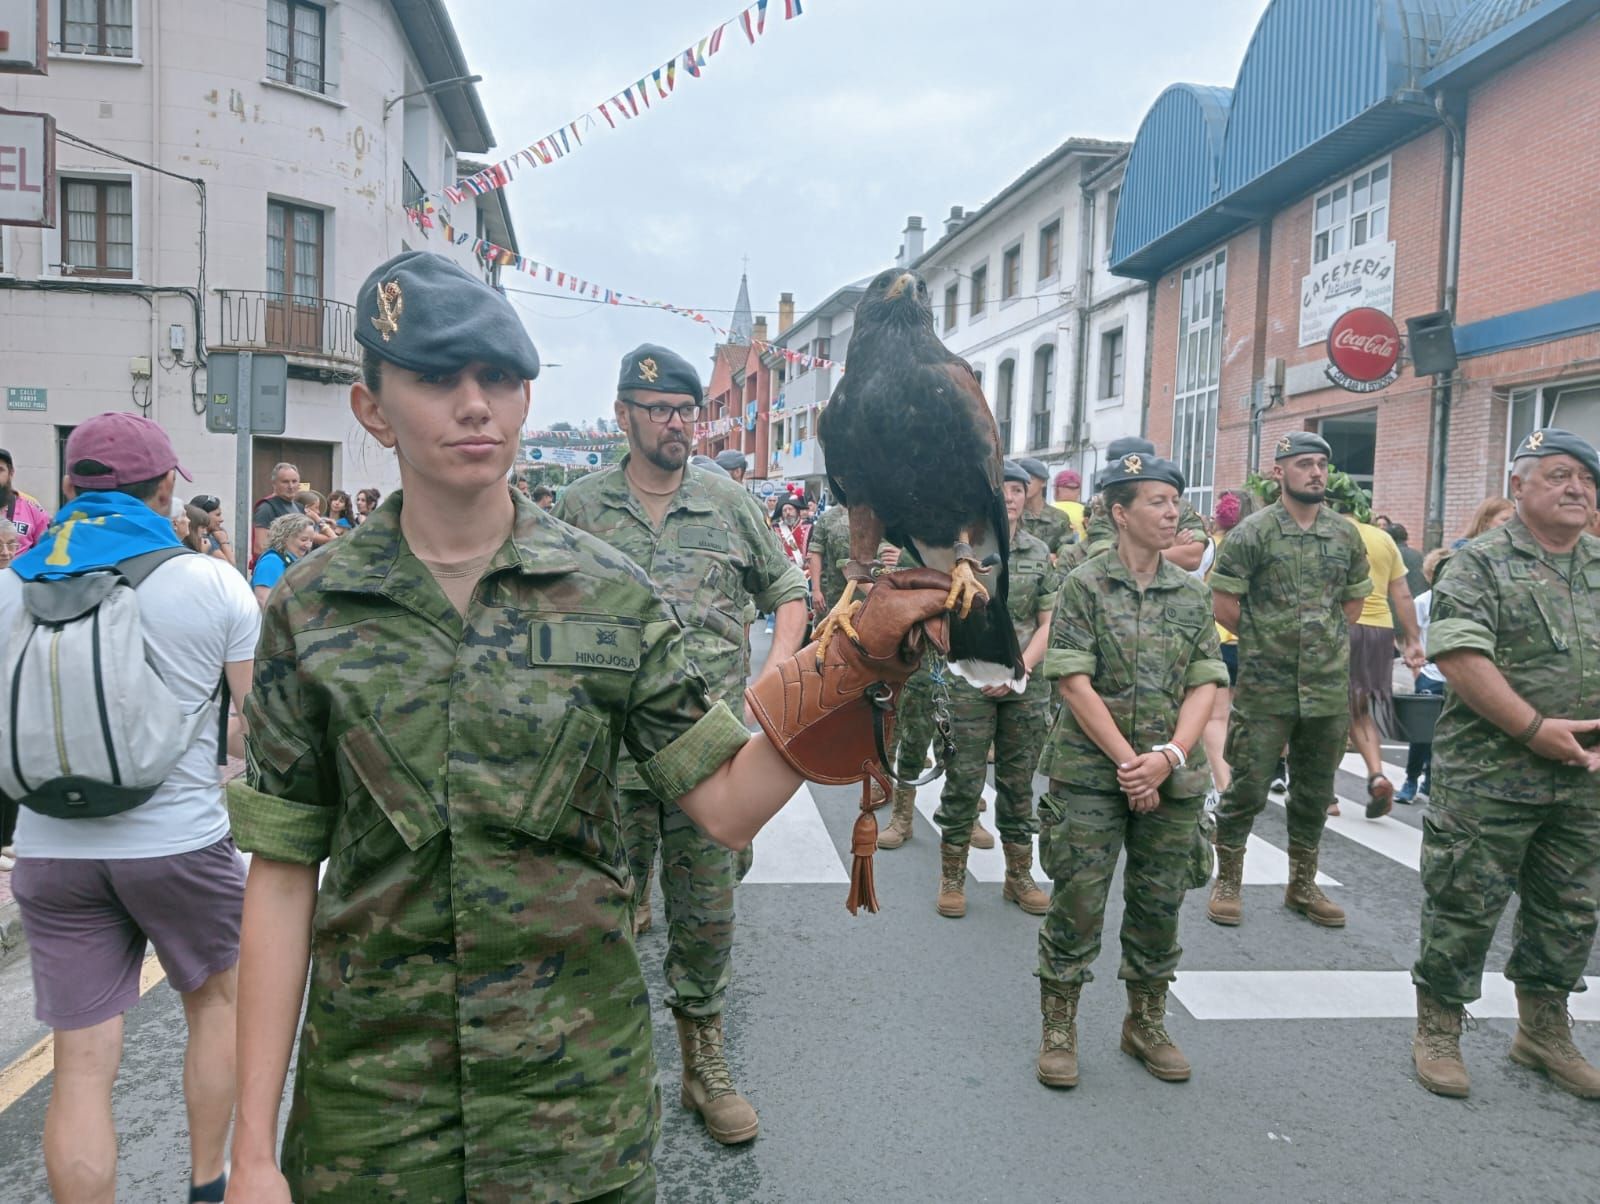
[1209,523,1256,597]
[625,618,750,799]
[1184,605,1229,688]
[228,583,336,864]
[1043,575,1098,680]
[1340,529,1374,602]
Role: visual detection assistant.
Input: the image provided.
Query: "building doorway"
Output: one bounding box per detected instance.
[1319,410,1376,496]
[251,437,336,508]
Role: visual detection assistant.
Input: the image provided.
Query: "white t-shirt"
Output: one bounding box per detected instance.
[4,552,261,859]
[1414,590,1445,684]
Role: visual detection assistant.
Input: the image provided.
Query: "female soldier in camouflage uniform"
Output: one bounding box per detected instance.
[1033,453,1227,1089]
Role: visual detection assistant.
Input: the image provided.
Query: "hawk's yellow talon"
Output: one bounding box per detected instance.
[813,581,865,666]
[944,560,989,620]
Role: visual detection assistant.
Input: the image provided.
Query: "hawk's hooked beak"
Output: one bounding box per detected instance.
[884,273,916,301]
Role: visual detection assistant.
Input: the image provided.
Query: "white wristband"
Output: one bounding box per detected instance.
[1152,742,1187,768]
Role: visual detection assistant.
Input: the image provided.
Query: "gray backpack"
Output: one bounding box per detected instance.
[0,548,219,819]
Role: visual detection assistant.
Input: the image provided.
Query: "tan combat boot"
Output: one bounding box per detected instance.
[673,1012,760,1144]
[633,865,653,937]
[969,819,996,850]
[877,786,916,850]
[1509,988,1600,1099]
[1120,982,1191,1081]
[1207,844,1246,926]
[1413,987,1471,1098]
[1284,844,1345,927]
[868,779,889,810]
[1002,843,1049,915]
[937,842,968,917]
[1037,981,1081,1088]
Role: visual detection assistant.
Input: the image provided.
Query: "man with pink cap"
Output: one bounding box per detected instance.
[1,411,260,1204]
[1052,467,1086,541]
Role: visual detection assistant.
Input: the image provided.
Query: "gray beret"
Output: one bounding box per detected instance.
[715,449,747,473]
[618,344,704,405]
[1274,431,1333,461]
[1512,427,1600,479]
[1105,436,1157,461]
[355,251,540,379]
[1018,457,1049,481]
[1099,452,1185,493]
[689,455,729,478]
[1002,459,1030,486]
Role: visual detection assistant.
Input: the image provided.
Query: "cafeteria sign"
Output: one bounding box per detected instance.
[1300,241,1395,347]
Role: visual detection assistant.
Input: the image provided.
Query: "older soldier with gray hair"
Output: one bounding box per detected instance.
[1412,427,1600,1100]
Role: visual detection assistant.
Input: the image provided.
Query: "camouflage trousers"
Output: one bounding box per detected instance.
[1036,787,1203,985]
[1413,789,1600,1008]
[622,789,754,1017]
[583,1168,657,1203]
[1214,706,1350,850]
[894,667,937,781]
[934,676,1048,847]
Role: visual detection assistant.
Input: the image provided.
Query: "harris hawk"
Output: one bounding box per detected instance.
[815,268,1024,688]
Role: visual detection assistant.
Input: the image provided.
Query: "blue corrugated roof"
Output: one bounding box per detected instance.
[1424,0,1599,85]
[1110,85,1231,269]
[1112,0,1474,280]
[1436,0,1551,58]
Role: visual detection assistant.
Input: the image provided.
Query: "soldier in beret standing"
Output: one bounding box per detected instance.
[1206,431,1371,930]
[1034,452,1225,1088]
[1018,457,1074,557]
[1411,428,1600,1100]
[1061,437,1209,574]
[225,255,948,1202]
[556,343,809,1146]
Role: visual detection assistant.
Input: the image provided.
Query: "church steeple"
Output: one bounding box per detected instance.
[730,270,754,345]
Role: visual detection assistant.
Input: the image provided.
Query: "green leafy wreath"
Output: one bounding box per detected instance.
[1244,465,1372,525]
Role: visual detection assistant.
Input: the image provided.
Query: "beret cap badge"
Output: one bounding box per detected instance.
[372,280,403,343]
[1124,454,1143,474]
[1527,430,1545,451]
[639,357,660,384]
[1277,434,1293,455]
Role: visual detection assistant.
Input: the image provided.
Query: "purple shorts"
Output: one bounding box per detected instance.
[12,838,246,1030]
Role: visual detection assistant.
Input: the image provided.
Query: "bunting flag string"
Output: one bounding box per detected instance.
[415,0,806,215]
[411,212,844,372]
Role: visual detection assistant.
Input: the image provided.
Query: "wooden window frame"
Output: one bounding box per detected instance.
[1030,344,1055,450]
[1098,328,1125,400]
[266,0,328,95]
[59,0,135,57]
[61,177,133,279]
[969,264,988,320]
[1001,243,1022,302]
[1038,219,1061,283]
[943,282,958,332]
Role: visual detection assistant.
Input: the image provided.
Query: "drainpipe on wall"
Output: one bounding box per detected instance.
[1426,96,1465,551]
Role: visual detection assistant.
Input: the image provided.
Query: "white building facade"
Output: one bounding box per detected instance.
[763,277,865,497]
[0,0,516,516]
[910,138,1151,484]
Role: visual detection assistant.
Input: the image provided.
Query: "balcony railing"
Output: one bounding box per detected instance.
[403,162,425,209]
[214,290,360,372]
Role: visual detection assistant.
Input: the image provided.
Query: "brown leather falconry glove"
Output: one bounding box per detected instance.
[745,568,957,915]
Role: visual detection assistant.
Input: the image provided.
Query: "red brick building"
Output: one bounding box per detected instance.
[1113,0,1600,544]
[702,315,771,476]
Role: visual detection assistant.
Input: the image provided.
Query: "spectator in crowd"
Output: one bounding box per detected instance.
[775,498,808,564]
[190,495,236,564]
[1388,521,1426,599]
[4,411,260,1204]
[251,512,315,606]
[530,484,556,511]
[0,446,52,555]
[1453,496,1513,547]
[1052,468,1086,540]
[1337,501,1424,817]
[1373,514,1393,532]
[251,463,304,558]
[327,489,356,530]
[0,517,14,873]
[1398,546,1452,804]
[0,516,17,573]
[356,487,382,523]
[715,449,748,482]
[513,477,531,496]
[295,489,340,546]
[183,504,215,554]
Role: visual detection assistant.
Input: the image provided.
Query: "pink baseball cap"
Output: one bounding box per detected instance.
[1054,469,1081,488]
[65,413,193,490]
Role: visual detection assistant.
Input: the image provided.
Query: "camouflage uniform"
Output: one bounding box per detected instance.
[935,527,1060,845]
[1067,495,1209,569]
[555,456,806,1018]
[809,502,852,612]
[1210,502,1371,850]
[1413,517,1600,1006]
[1022,503,1074,558]
[227,490,750,1202]
[1036,552,1228,984]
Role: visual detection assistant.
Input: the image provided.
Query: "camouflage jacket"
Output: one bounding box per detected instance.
[1005,525,1063,649]
[1428,517,1600,806]
[1209,501,1372,717]
[809,502,852,611]
[227,490,749,1202]
[1040,550,1227,797]
[1022,503,1075,556]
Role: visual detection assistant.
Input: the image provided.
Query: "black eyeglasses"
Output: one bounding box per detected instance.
[623,399,703,425]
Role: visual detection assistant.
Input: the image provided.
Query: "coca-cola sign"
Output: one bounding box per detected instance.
[1326,307,1402,393]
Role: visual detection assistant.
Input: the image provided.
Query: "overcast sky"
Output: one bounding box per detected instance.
[446,0,1269,431]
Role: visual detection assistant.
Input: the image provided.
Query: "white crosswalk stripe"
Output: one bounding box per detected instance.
[745,785,849,884]
[1173,971,1600,1021]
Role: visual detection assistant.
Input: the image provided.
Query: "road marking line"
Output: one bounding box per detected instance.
[1171,970,1600,1022]
[747,784,849,883]
[1242,834,1338,886]
[0,954,167,1114]
[911,778,1048,883]
[1268,768,1424,872]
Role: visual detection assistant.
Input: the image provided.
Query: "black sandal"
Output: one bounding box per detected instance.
[1365,773,1394,820]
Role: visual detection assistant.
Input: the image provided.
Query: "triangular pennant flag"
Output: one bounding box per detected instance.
[709,24,725,55]
[598,101,616,128]
[683,47,702,77]
[785,0,801,16]
[665,60,676,93]
[635,78,652,108]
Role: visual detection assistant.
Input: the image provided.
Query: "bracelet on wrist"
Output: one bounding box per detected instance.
[1516,713,1544,745]
[1153,742,1187,769]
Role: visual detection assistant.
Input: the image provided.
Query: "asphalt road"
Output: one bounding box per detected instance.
[2,630,1597,1202]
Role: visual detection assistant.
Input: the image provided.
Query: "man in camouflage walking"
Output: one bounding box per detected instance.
[1207,432,1371,929]
[556,344,808,1144]
[1411,428,1600,1100]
